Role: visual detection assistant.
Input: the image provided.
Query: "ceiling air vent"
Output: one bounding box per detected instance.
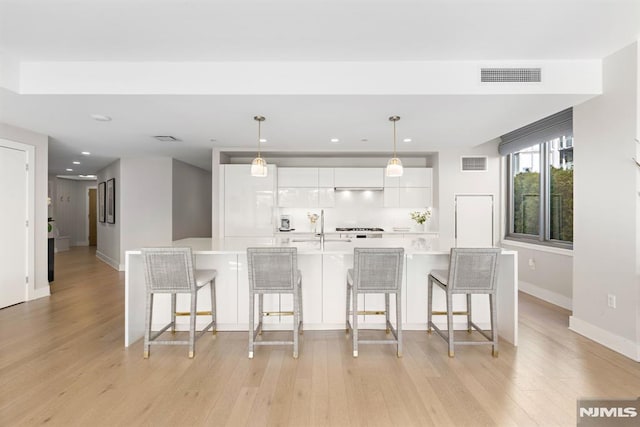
[461,156,488,172]
[153,135,181,142]
[480,68,541,83]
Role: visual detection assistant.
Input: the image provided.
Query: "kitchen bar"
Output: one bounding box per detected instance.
[124,237,518,347]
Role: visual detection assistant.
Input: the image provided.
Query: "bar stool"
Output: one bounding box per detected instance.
[247,247,303,359]
[346,248,404,357]
[141,247,217,359]
[427,248,501,357]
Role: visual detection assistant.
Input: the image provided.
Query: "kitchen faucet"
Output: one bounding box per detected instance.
[319,209,325,249]
[292,208,350,249]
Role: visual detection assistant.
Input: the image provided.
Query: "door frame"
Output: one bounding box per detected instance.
[86,185,98,246]
[0,138,35,301]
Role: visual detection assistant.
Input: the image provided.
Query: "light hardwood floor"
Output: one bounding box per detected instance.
[1,247,639,426]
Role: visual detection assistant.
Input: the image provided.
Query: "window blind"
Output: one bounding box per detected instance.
[498,108,573,155]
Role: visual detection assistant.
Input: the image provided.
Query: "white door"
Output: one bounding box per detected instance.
[455,194,494,247]
[0,145,28,308]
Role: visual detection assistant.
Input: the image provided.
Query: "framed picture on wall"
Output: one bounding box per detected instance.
[106,178,116,224]
[98,181,106,223]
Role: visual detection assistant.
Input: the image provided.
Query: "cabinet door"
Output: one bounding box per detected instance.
[383,187,399,207]
[318,168,334,187]
[398,187,432,208]
[278,188,319,207]
[334,168,383,188]
[400,168,432,187]
[384,175,400,188]
[224,164,276,236]
[278,168,318,187]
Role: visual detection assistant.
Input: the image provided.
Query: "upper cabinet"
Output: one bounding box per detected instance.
[223,164,276,236]
[384,168,432,188]
[277,167,319,187]
[318,168,334,187]
[278,167,335,207]
[384,167,433,208]
[334,168,383,188]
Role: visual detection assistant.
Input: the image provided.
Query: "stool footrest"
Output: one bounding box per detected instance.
[175,311,213,316]
[431,310,468,316]
[263,311,294,316]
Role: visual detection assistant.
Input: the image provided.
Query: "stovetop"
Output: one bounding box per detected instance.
[335,227,385,232]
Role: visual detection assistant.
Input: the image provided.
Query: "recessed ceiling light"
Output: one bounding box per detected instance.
[260,138,267,143]
[361,138,368,142]
[403,138,412,143]
[66,168,73,172]
[81,151,91,156]
[210,138,217,142]
[90,114,112,122]
[330,138,340,143]
[72,161,80,165]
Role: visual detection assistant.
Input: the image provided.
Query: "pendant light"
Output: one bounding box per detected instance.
[250,115,268,177]
[386,115,403,177]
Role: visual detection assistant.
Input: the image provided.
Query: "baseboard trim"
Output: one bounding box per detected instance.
[29,286,51,300]
[569,316,640,362]
[519,280,572,310]
[74,240,89,247]
[96,251,120,271]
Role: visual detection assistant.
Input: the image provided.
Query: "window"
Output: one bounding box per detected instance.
[500,109,573,248]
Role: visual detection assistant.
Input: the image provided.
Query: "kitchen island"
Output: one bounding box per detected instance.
[125,237,518,347]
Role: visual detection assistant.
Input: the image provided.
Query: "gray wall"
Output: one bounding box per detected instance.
[501,243,573,309]
[172,159,212,240]
[96,160,121,270]
[571,41,639,359]
[120,157,173,268]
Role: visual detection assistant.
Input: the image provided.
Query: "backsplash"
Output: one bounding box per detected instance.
[278,190,437,232]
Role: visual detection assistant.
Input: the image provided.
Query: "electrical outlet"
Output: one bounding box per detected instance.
[528,258,536,270]
[607,294,616,309]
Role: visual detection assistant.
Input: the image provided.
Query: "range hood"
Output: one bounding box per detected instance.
[334,187,384,191]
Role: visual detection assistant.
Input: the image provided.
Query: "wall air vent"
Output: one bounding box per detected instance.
[461,156,488,172]
[480,68,541,83]
[153,135,181,142]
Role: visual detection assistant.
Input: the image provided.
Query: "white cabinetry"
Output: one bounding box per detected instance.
[383,168,433,208]
[334,168,383,188]
[278,188,319,208]
[223,164,276,236]
[278,168,318,187]
[318,168,334,187]
[277,167,335,207]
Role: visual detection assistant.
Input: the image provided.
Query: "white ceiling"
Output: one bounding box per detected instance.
[0,0,638,175]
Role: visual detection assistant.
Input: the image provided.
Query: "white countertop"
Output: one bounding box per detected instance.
[126,237,515,256]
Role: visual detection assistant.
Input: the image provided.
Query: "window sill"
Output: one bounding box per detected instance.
[500,239,573,257]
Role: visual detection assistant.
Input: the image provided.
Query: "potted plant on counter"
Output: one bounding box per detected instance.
[410,209,431,232]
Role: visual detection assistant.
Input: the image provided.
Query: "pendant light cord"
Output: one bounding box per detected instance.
[393,119,397,158]
[257,119,262,157]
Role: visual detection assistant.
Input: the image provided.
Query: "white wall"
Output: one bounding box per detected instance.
[53,178,96,246]
[120,157,173,267]
[437,139,502,249]
[96,160,121,270]
[571,41,640,360]
[172,159,212,240]
[0,122,49,297]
